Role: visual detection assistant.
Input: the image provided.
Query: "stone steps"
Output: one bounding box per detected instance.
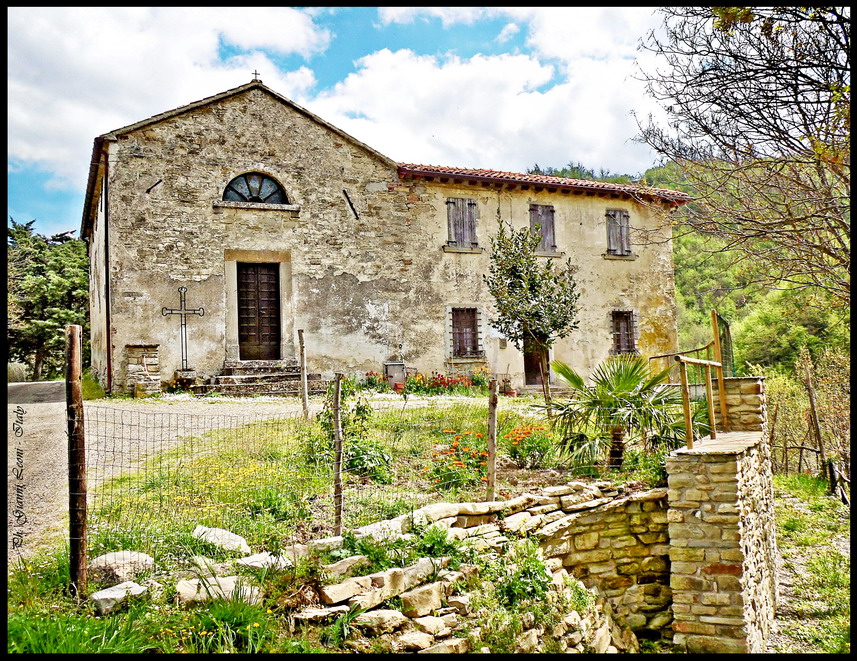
[191,360,328,397]
[191,380,329,397]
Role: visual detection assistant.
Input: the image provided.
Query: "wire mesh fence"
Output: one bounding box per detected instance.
[82,392,551,557]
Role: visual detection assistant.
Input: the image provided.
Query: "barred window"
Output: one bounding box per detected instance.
[611,310,638,354]
[446,198,478,248]
[606,209,631,256]
[451,308,483,357]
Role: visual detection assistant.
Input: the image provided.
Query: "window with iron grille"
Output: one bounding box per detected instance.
[606,209,632,256]
[529,204,557,252]
[446,198,478,248]
[451,307,483,357]
[611,310,638,354]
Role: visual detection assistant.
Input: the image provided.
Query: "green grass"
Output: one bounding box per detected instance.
[8,393,689,654]
[772,473,850,654]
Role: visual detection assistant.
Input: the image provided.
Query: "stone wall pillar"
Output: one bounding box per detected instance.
[665,375,778,653]
[713,376,767,432]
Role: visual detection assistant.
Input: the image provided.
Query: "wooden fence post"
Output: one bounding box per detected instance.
[298,329,309,419]
[677,358,694,449]
[485,379,498,501]
[803,364,829,486]
[65,324,87,597]
[332,373,344,536]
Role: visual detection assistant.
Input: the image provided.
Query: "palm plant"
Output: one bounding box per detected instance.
[550,354,685,470]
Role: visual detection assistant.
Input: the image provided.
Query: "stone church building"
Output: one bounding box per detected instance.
[81,79,688,395]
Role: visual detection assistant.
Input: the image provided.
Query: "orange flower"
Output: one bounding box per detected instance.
[475,433,483,438]
[443,429,457,433]
[481,476,487,481]
[463,447,470,452]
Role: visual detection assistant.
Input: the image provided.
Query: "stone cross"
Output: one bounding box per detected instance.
[162,287,204,371]
[252,70,261,81]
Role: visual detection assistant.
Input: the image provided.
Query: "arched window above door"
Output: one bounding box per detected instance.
[223,172,288,204]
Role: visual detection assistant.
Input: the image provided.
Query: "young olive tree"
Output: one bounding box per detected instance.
[483,218,581,406]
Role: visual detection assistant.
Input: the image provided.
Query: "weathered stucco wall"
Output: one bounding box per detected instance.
[92,86,677,393]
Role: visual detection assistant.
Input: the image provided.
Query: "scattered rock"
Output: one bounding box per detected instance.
[175,575,261,605]
[236,551,294,570]
[90,580,147,614]
[322,554,369,578]
[354,609,410,634]
[397,631,436,651]
[192,525,251,554]
[88,551,155,584]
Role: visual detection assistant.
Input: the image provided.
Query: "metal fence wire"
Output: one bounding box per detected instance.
[83,393,547,556]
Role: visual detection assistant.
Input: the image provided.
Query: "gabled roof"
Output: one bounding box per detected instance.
[82,81,690,240]
[397,163,691,204]
[81,80,398,239]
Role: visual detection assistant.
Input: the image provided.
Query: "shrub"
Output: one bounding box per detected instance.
[427,429,488,490]
[404,371,473,396]
[504,425,555,468]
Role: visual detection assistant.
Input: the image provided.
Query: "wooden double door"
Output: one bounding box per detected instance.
[237,262,280,360]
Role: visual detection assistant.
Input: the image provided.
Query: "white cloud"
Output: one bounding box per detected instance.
[8,5,670,206]
[497,23,520,44]
[378,7,487,27]
[7,7,329,190]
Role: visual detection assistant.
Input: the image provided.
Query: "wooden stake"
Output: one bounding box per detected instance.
[298,329,309,419]
[332,373,344,536]
[804,364,828,484]
[678,359,693,449]
[65,324,87,597]
[485,379,498,501]
[711,310,729,432]
[704,364,717,439]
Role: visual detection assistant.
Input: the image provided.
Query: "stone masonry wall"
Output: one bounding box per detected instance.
[279,480,673,652]
[713,376,767,432]
[665,376,778,653]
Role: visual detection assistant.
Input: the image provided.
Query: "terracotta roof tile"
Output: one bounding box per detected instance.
[397,163,690,203]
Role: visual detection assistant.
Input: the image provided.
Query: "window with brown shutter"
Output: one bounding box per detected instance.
[529,204,557,252]
[446,198,478,247]
[611,310,638,354]
[606,209,631,256]
[451,307,483,357]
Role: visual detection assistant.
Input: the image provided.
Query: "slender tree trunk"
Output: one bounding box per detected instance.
[540,346,552,416]
[608,428,625,470]
[32,350,44,382]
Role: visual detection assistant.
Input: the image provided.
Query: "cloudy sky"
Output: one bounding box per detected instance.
[8,6,671,237]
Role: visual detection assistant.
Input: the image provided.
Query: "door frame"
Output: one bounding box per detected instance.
[224,250,292,362]
[523,336,552,386]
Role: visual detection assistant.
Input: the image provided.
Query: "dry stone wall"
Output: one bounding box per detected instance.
[666,376,778,653]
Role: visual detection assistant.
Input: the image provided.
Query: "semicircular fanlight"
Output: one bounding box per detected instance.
[223,172,288,204]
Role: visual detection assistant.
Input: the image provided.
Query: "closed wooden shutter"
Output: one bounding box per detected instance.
[606,210,631,256]
[446,198,477,247]
[530,204,556,252]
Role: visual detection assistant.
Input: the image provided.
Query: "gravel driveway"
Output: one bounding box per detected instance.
[6,388,475,563]
[7,387,327,563]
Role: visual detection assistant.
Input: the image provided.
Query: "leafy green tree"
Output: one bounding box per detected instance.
[550,355,686,470]
[7,218,89,380]
[483,217,580,405]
